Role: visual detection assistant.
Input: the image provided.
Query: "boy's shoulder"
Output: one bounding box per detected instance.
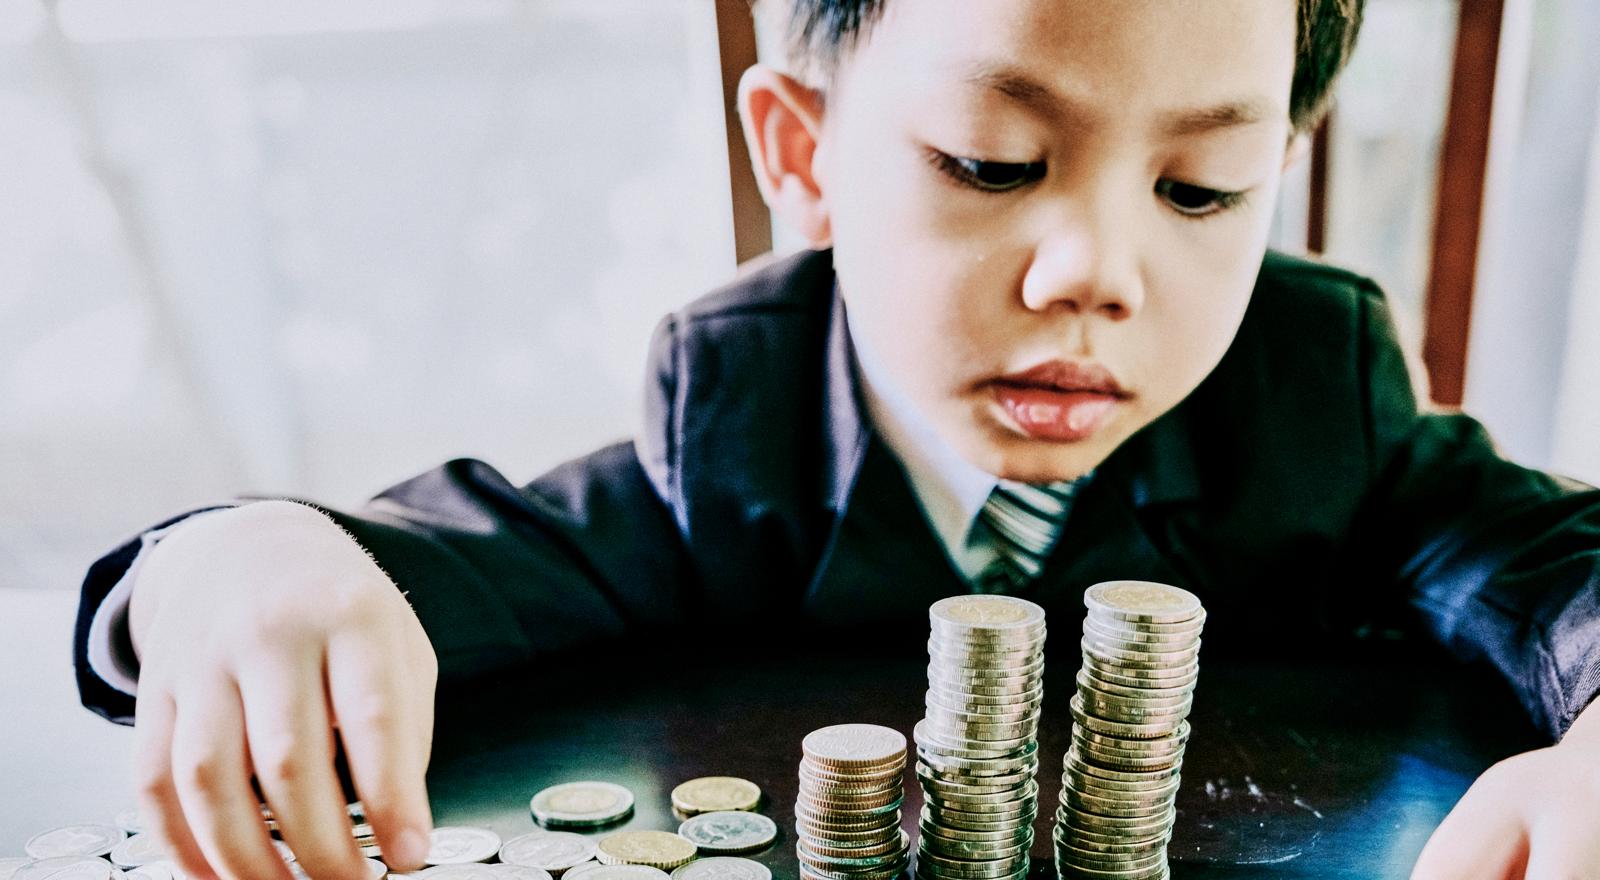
[672,247,836,326]
[1255,249,1386,314]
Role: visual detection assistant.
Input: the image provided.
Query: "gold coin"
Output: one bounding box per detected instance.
[1083,581,1202,624]
[670,777,762,815]
[930,595,1046,631]
[594,831,696,870]
[802,725,907,771]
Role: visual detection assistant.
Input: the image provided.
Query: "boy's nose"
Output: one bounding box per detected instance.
[1019,228,1145,320]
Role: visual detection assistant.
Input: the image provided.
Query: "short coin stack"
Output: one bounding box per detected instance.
[1054,580,1204,880]
[264,802,378,857]
[915,595,1047,880]
[793,723,911,880]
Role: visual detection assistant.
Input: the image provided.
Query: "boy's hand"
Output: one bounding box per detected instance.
[1411,699,1600,879]
[128,500,437,880]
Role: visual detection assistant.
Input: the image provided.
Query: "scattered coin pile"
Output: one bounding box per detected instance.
[5,774,777,880]
[915,595,1046,880]
[793,723,911,880]
[1054,580,1204,880]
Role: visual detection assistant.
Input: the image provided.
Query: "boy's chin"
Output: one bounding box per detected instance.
[963,431,1113,485]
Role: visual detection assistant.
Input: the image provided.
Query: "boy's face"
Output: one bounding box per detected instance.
[808,0,1299,482]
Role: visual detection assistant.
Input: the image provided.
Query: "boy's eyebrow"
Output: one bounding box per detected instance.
[962,63,1279,138]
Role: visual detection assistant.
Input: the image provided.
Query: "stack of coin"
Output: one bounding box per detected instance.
[915,595,1047,880]
[793,723,911,880]
[1054,580,1204,880]
[262,802,379,857]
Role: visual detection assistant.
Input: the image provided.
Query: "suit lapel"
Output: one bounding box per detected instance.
[804,437,970,625]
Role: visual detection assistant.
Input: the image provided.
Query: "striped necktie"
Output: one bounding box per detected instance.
[973,478,1086,594]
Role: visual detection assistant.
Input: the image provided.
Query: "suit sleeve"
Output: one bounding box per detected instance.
[1354,289,1600,739]
[74,440,698,725]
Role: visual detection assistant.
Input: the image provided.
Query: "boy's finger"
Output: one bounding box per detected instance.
[133,689,218,880]
[169,677,294,880]
[236,655,368,880]
[1410,790,1527,880]
[326,630,433,870]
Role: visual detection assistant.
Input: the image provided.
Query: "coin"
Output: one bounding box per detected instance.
[668,858,770,880]
[498,832,599,873]
[14,858,114,880]
[410,867,497,880]
[121,864,171,880]
[594,832,696,871]
[677,811,778,854]
[564,868,668,880]
[425,828,503,865]
[0,860,30,880]
[26,828,127,861]
[1083,581,1202,624]
[670,777,762,815]
[530,782,637,829]
[108,835,167,869]
[930,595,1046,630]
[802,725,907,771]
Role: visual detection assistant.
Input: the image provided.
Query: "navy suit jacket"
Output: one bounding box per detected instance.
[75,247,1600,738]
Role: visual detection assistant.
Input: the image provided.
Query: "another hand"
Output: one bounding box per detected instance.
[129,500,437,880]
[1411,700,1600,879]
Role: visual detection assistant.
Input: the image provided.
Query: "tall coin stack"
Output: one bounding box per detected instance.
[794,723,912,880]
[915,595,1047,880]
[1054,580,1205,880]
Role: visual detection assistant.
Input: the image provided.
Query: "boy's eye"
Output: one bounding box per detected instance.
[1155,179,1248,218]
[928,151,1046,193]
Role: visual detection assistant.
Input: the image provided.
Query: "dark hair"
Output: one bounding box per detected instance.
[757,0,1365,133]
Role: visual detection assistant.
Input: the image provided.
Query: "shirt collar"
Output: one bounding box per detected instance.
[843,302,999,557]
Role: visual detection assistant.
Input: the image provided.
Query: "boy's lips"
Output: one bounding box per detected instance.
[987,360,1130,442]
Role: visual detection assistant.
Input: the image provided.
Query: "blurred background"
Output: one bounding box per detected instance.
[2,0,1598,594]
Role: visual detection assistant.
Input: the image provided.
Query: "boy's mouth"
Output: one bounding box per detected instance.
[988,360,1130,442]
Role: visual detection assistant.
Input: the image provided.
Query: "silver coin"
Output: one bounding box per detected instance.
[14,859,114,880]
[498,831,598,872]
[0,861,32,880]
[669,857,771,880]
[563,867,669,880]
[107,835,169,871]
[677,811,778,854]
[413,866,498,880]
[485,867,551,880]
[424,828,502,865]
[530,782,637,828]
[111,812,144,836]
[26,828,127,861]
[121,864,172,880]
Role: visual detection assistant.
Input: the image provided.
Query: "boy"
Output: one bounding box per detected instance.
[71,1,1600,879]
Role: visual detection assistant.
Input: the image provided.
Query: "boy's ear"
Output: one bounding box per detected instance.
[737,64,832,248]
[1282,131,1312,172]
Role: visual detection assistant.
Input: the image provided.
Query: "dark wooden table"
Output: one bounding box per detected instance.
[427,644,1544,880]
